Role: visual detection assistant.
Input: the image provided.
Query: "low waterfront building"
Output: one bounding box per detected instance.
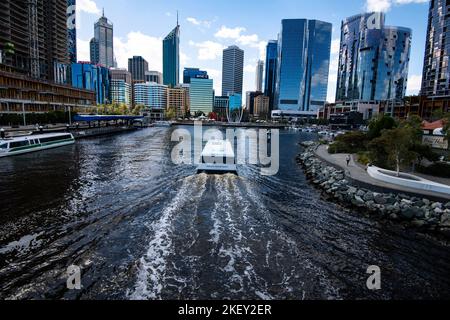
[167,86,189,118]
[110,68,132,107]
[189,78,213,115]
[134,82,168,110]
[214,96,229,120]
[319,101,381,121]
[0,70,95,117]
[254,95,270,119]
[71,62,111,105]
[246,91,263,115]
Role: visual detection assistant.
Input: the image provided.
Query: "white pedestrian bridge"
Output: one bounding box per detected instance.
[367,166,450,196]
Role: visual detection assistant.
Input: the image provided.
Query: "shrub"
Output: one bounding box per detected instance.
[357,151,371,166]
[417,163,450,178]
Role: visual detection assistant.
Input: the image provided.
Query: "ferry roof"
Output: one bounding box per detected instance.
[201,140,235,158]
[0,132,73,142]
[73,115,144,122]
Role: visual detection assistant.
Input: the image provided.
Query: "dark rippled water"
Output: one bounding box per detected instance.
[0,126,450,300]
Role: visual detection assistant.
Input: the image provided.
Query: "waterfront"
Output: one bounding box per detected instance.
[0,127,450,299]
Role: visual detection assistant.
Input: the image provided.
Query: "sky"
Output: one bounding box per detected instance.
[75,0,429,103]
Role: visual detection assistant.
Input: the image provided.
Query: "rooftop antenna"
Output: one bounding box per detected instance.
[177,10,179,26]
[102,7,105,17]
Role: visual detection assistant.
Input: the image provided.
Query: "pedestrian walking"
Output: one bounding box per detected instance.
[346,154,351,167]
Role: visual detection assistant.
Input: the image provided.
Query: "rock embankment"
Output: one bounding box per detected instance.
[297,144,450,238]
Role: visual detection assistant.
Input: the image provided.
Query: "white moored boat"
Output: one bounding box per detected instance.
[197,140,237,175]
[0,133,75,158]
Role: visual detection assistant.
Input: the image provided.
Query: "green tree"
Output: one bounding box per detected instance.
[369,127,417,176]
[165,106,177,120]
[367,114,397,140]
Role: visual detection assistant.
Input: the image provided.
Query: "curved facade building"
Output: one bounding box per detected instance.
[336,12,411,102]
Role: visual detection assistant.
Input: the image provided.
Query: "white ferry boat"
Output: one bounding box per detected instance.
[197,140,237,175]
[0,133,75,158]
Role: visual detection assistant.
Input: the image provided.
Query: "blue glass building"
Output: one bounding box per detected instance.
[264,40,278,111]
[275,19,332,113]
[229,94,242,112]
[336,12,411,102]
[163,24,180,87]
[183,68,209,84]
[71,63,111,105]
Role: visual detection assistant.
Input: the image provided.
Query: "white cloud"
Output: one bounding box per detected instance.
[204,68,222,94]
[215,26,246,39]
[244,64,255,73]
[77,38,90,62]
[77,0,101,15]
[406,74,422,95]
[366,0,428,12]
[186,17,212,28]
[331,38,340,55]
[114,32,163,71]
[189,40,225,61]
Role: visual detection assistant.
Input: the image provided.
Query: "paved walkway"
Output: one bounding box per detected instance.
[314,145,450,201]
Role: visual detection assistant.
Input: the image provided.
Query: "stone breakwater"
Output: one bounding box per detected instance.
[297,145,450,238]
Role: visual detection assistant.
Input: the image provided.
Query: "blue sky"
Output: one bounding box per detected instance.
[76,0,429,102]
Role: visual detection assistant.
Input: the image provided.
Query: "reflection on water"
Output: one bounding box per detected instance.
[0,127,450,300]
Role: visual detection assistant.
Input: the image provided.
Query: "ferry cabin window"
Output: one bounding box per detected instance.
[0,143,8,149]
[40,135,71,143]
[9,141,30,148]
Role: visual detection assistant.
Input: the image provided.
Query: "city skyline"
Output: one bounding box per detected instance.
[75,0,428,103]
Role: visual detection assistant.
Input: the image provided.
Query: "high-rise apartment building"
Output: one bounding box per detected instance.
[222,46,244,98]
[0,0,71,81]
[90,11,114,68]
[336,12,411,102]
[275,19,332,113]
[255,60,264,92]
[254,95,270,118]
[110,68,132,107]
[163,22,180,87]
[421,0,450,97]
[189,78,213,114]
[246,91,263,115]
[128,56,149,81]
[145,71,163,84]
[264,40,278,111]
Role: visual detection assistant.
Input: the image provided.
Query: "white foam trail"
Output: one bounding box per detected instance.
[128,174,207,300]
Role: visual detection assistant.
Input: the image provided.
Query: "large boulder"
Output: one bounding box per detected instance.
[373,193,387,205]
[363,192,374,202]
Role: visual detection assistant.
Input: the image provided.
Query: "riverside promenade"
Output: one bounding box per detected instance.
[314,144,450,202]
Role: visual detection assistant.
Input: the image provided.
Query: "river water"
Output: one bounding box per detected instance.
[0,126,450,300]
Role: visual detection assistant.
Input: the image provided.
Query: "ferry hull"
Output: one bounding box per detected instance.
[196,163,238,175]
[0,140,75,158]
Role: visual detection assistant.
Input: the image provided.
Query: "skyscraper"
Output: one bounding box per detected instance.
[264,40,278,111]
[90,10,114,68]
[275,19,332,113]
[0,0,71,81]
[67,0,77,64]
[128,56,149,81]
[222,46,244,97]
[71,62,111,105]
[336,12,411,102]
[421,0,449,97]
[163,21,180,87]
[255,60,264,92]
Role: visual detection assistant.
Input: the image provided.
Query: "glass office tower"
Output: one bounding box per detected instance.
[421,0,450,97]
[183,68,209,84]
[275,19,332,113]
[264,40,278,111]
[163,24,180,87]
[189,78,214,114]
[336,12,411,102]
[90,11,114,68]
[71,62,110,105]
